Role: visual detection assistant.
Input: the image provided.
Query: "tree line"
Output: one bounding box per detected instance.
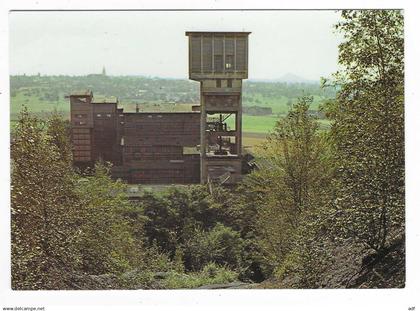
[10,74,335,105]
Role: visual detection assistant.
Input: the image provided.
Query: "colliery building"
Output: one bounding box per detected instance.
[69,31,250,185]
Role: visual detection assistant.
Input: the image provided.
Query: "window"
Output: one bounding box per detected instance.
[216,79,222,88]
[191,36,202,72]
[75,113,86,118]
[214,55,223,72]
[227,79,232,88]
[106,114,112,118]
[96,113,102,117]
[202,37,213,72]
[225,55,233,70]
[214,37,223,72]
[225,38,234,71]
[236,38,247,71]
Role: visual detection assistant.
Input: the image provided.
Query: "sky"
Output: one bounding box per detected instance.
[9,10,342,81]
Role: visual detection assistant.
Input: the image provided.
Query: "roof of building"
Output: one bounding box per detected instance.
[185,31,251,36]
[70,90,92,96]
[120,102,199,113]
[123,111,199,115]
[91,96,118,104]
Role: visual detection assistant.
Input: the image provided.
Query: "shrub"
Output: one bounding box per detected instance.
[162,263,238,289]
[182,223,244,271]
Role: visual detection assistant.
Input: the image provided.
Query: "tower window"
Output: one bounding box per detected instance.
[225,55,233,70]
[214,55,223,72]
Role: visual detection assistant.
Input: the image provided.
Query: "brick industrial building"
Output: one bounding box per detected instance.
[70,31,250,185]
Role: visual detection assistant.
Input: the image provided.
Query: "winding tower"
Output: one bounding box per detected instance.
[185,31,251,184]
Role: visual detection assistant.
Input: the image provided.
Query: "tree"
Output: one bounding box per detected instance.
[327,10,404,251]
[11,110,148,289]
[242,96,332,272]
[46,111,72,164]
[75,162,142,275]
[140,185,237,259]
[11,109,81,289]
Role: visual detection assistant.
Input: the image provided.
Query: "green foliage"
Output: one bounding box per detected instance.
[11,108,81,289]
[75,162,142,274]
[140,191,181,256]
[11,110,150,289]
[241,96,333,275]
[141,241,173,273]
[139,186,247,273]
[172,246,185,273]
[264,10,405,288]
[272,204,336,288]
[182,223,244,272]
[45,111,72,164]
[327,10,404,251]
[140,185,232,254]
[161,263,238,289]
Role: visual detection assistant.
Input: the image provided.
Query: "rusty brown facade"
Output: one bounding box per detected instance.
[70,92,201,184]
[70,31,250,185]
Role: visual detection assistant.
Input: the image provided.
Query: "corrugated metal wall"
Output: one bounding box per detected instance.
[189,34,248,75]
[122,113,201,184]
[70,95,94,163]
[70,95,201,184]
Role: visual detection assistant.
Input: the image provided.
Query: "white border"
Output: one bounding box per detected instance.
[1,1,419,310]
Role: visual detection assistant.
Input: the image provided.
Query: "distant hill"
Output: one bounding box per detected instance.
[250,73,319,84]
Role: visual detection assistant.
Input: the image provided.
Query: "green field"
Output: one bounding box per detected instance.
[242,93,324,114]
[225,114,279,134]
[243,115,279,133]
[10,92,69,115]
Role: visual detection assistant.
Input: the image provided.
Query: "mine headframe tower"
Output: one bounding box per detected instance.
[185,31,251,185]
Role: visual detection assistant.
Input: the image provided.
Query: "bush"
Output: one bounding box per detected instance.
[182,223,244,272]
[162,263,238,289]
[74,163,142,275]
